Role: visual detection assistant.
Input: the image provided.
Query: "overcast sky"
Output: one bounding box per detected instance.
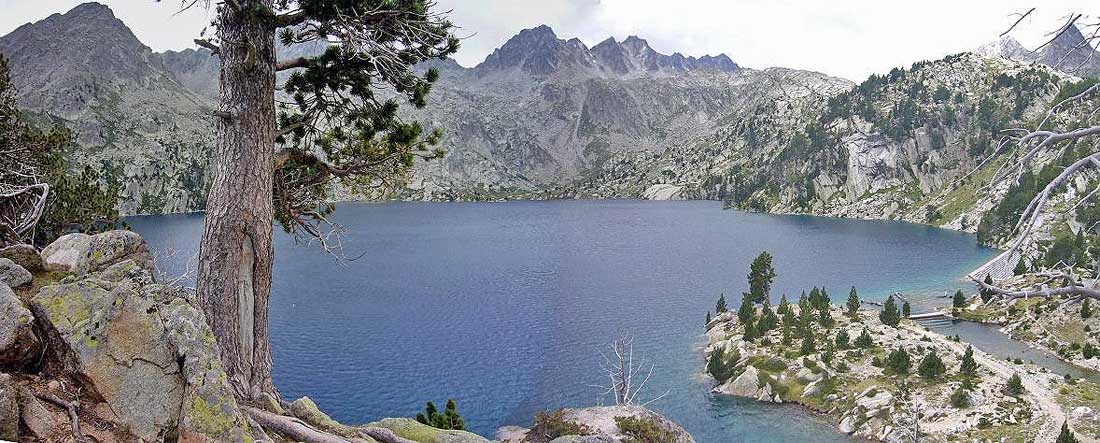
[0,0,1096,81]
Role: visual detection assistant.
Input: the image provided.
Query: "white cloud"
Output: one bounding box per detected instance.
[1,0,1096,81]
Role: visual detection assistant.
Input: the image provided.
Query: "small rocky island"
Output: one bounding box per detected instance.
[0,230,693,443]
[703,269,1099,442]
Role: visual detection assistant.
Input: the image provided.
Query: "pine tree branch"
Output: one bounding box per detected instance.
[276,57,311,71]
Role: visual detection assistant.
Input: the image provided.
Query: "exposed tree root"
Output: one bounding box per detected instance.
[245,407,415,443]
[35,392,87,443]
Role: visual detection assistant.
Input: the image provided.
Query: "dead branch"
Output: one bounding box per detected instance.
[591,332,669,407]
[193,38,220,55]
[971,273,1100,303]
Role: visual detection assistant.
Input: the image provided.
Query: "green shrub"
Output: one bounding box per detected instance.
[528,410,591,442]
[854,329,873,348]
[835,330,850,349]
[706,348,738,383]
[949,385,970,408]
[614,416,679,443]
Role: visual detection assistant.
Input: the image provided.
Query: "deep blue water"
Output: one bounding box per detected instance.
[127,200,997,442]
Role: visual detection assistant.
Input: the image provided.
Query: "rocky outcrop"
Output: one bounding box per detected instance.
[499,405,694,443]
[0,284,38,368]
[40,230,154,275]
[368,418,488,443]
[0,259,31,288]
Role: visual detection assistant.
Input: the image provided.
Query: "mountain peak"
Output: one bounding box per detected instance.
[67,2,115,18]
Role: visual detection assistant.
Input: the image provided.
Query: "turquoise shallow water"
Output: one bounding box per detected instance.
[127,200,997,442]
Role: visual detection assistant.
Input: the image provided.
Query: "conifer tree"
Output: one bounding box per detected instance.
[846,286,860,318]
[980,274,995,303]
[738,293,755,325]
[781,323,793,346]
[960,345,978,378]
[1083,298,1092,319]
[854,328,874,348]
[743,318,758,342]
[800,334,816,356]
[886,347,911,375]
[417,399,466,430]
[953,290,967,308]
[777,294,790,316]
[716,293,728,313]
[705,311,711,326]
[917,350,946,380]
[835,330,850,349]
[818,303,834,328]
[902,301,911,318]
[1057,421,1079,443]
[1014,259,1028,276]
[748,251,777,304]
[1006,373,1024,397]
[757,302,779,333]
[880,295,901,327]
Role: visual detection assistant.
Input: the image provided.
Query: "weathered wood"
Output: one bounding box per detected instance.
[196,0,277,401]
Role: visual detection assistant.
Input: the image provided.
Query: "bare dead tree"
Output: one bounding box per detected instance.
[592,332,669,407]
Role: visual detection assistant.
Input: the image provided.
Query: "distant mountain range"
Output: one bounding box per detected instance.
[976,24,1100,78]
[1,2,1098,258]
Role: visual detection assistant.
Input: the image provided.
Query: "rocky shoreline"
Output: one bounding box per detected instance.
[703,299,1100,442]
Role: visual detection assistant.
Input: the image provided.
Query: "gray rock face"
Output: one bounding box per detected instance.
[0,259,31,288]
[0,373,16,441]
[0,244,44,272]
[0,285,38,368]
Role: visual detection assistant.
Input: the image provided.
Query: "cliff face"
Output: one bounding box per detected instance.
[0,2,213,215]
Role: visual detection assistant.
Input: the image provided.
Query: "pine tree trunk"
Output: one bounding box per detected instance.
[196,1,277,400]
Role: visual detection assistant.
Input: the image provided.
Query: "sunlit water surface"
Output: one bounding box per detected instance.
[129,200,1005,442]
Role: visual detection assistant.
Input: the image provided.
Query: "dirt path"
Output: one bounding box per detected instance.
[901,324,1093,443]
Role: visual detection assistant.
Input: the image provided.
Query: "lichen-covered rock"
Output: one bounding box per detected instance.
[0,284,38,368]
[0,258,32,288]
[41,233,93,271]
[30,277,184,442]
[0,373,17,441]
[368,417,489,443]
[159,296,258,443]
[0,244,44,272]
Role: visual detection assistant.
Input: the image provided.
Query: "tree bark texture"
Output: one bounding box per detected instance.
[196,0,277,400]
